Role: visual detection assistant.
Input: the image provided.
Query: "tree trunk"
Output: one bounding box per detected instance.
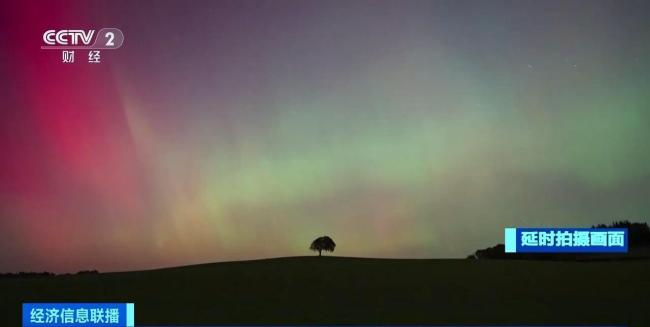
[319,250,322,257]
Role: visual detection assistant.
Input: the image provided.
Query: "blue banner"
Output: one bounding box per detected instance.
[504,228,628,253]
[23,303,134,327]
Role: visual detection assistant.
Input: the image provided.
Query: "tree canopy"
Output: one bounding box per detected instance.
[310,236,336,256]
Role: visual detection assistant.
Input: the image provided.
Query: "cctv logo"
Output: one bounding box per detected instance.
[43,30,95,46]
[41,27,124,50]
[41,27,123,64]
[41,28,123,52]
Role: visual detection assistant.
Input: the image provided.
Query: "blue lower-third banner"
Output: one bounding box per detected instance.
[23,303,134,327]
[504,227,628,253]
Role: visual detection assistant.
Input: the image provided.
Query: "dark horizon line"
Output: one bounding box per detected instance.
[0,255,470,275]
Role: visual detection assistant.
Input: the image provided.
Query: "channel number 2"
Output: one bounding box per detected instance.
[105,32,115,47]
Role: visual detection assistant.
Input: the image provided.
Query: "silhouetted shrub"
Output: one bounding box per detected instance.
[76,270,99,275]
[593,220,650,247]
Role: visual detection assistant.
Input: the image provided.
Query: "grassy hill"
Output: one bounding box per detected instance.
[2,256,649,326]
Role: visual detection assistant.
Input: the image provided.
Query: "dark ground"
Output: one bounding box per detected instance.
[2,256,649,326]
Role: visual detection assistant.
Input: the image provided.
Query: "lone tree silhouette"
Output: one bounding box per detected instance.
[310,236,336,257]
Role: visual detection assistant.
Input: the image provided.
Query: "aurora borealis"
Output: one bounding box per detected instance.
[1,0,649,272]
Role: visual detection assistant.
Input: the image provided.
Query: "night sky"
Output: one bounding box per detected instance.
[1,0,649,272]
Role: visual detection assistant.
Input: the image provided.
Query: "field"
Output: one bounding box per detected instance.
[2,256,649,326]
